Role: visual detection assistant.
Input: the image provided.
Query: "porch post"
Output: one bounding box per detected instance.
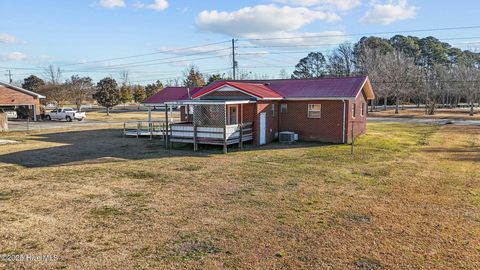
[193,124,198,151]
[165,104,169,149]
[223,104,227,154]
[33,105,37,121]
[148,107,152,122]
[239,103,243,149]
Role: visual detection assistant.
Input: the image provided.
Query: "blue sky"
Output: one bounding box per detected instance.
[1,0,479,84]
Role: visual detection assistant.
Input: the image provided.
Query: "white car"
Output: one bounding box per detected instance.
[45,108,86,122]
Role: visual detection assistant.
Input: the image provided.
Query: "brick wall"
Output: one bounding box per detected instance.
[278,100,344,143]
[0,85,41,116]
[346,90,368,143]
[253,101,279,145]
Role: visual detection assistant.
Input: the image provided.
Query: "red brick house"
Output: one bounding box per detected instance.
[0,80,45,120]
[143,76,374,151]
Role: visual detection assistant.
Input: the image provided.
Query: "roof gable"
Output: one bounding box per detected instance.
[0,80,45,99]
[143,87,202,104]
[192,82,282,100]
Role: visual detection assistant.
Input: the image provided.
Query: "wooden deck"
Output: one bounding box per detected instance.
[170,122,253,146]
[123,120,254,152]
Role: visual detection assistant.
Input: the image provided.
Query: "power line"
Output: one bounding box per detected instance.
[60,40,231,67]
[239,25,480,41]
[64,47,232,71]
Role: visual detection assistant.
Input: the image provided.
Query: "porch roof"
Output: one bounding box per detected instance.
[164,100,256,106]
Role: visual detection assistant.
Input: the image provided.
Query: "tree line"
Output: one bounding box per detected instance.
[19,35,480,116]
[21,68,164,114]
[290,35,480,115]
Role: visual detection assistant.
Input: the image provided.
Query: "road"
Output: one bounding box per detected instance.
[369,117,480,126]
[6,116,480,132]
[7,119,128,131]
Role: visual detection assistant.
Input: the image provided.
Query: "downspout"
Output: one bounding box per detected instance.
[342,100,346,144]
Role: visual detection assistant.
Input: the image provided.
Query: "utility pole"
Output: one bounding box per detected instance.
[5,70,12,83]
[232,39,237,80]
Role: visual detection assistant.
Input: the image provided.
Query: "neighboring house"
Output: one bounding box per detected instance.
[143,76,374,151]
[0,80,45,121]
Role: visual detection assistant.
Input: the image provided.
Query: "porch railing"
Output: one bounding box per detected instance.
[169,122,253,147]
[123,120,166,140]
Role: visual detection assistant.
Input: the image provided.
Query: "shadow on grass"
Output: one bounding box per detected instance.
[0,129,203,168]
[421,147,480,162]
[0,128,330,168]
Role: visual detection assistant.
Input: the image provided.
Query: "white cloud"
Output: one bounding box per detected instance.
[134,0,169,11]
[1,52,27,61]
[148,0,168,11]
[196,4,340,37]
[0,33,18,44]
[274,0,361,11]
[361,0,417,25]
[99,0,125,9]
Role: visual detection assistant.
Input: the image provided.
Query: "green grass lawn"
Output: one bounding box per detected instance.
[0,122,479,269]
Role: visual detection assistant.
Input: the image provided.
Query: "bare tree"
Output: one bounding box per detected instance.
[327,42,355,77]
[453,64,480,116]
[120,70,129,86]
[44,65,62,84]
[279,69,289,79]
[66,75,94,111]
[40,83,69,107]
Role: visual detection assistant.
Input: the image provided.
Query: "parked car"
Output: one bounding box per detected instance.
[5,111,17,119]
[45,108,86,122]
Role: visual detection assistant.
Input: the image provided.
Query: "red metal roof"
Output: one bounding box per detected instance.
[143,87,202,104]
[238,76,370,99]
[191,81,282,99]
[143,76,373,104]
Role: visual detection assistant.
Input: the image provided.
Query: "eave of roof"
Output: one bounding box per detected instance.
[0,80,46,99]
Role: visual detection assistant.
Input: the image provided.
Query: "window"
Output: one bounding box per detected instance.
[352,103,356,119]
[361,102,365,117]
[271,104,275,117]
[280,103,287,113]
[308,104,321,118]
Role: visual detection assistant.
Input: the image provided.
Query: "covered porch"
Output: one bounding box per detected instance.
[166,100,255,153]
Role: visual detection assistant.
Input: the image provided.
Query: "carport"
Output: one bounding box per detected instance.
[0,80,45,121]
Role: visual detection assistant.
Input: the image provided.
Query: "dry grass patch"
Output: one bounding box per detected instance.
[0,122,479,269]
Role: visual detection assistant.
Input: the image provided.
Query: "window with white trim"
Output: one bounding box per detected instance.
[271,104,275,117]
[352,103,356,119]
[280,103,287,113]
[361,102,365,117]
[307,104,321,118]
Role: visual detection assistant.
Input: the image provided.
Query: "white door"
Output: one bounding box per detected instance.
[259,112,266,145]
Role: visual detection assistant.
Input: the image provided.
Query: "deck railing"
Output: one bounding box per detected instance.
[123,120,166,140]
[170,122,253,149]
[123,120,254,153]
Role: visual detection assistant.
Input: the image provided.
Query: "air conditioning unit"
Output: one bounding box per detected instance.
[279,131,298,143]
